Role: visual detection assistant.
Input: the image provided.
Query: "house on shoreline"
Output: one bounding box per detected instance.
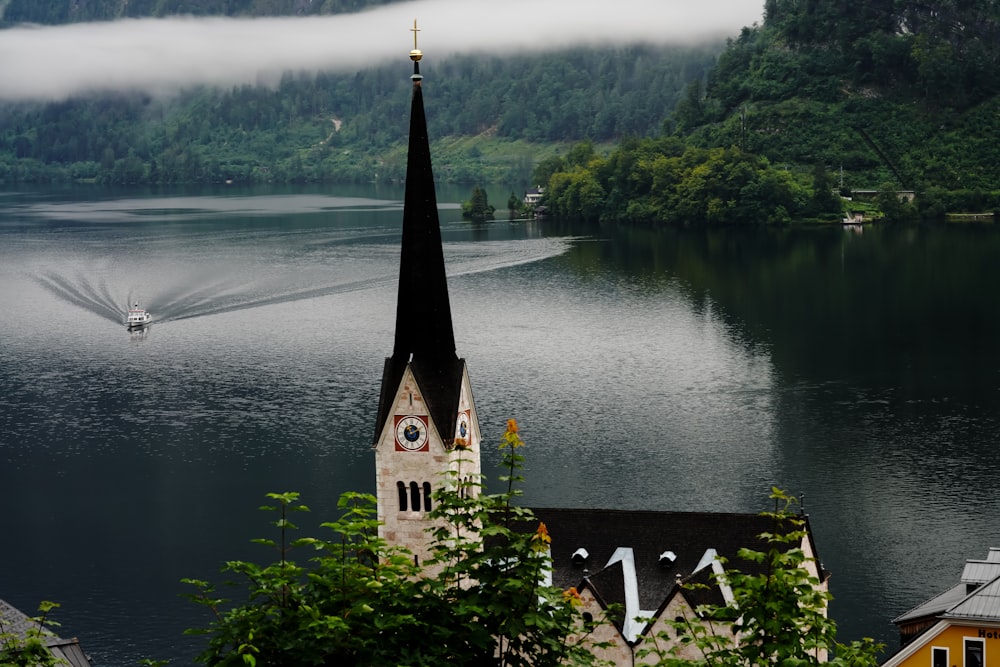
[881,548,1000,667]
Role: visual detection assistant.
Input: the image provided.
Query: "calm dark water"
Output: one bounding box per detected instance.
[2,185,999,665]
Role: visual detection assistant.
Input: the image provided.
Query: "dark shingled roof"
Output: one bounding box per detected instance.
[0,599,92,667]
[531,507,823,618]
[374,56,465,445]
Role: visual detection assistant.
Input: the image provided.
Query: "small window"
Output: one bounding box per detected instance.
[397,481,407,511]
[422,482,432,512]
[410,481,420,511]
[932,646,947,667]
[965,638,984,667]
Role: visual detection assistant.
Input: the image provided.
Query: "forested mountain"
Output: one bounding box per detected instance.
[0,0,396,24]
[0,0,721,186]
[688,0,1000,191]
[5,0,1000,208]
[538,0,1000,224]
[0,46,718,185]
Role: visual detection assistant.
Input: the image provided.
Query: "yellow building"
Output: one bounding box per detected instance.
[882,548,1000,667]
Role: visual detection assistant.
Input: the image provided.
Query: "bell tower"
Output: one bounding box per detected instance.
[372,24,482,567]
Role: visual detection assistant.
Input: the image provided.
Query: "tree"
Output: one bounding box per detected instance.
[183,420,610,666]
[0,601,66,667]
[532,155,567,190]
[875,181,915,222]
[565,140,596,168]
[672,80,707,135]
[462,185,495,220]
[639,488,883,667]
[507,191,520,219]
[807,162,842,219]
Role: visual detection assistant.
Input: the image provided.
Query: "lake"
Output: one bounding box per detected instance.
[2,184,999,665]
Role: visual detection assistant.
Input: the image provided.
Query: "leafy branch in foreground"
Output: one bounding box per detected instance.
[639,488,883,667]
[0,601,65,667]
[183,420,611,666]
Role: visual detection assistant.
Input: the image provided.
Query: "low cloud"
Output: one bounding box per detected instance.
[0,0,762,102]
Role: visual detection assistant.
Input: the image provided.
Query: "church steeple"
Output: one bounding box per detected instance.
[372,27,482,566]
[374,21,465,448]
[392,20,457,365]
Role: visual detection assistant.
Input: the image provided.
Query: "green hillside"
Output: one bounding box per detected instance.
[690,0,1000,192]
[3,0,1000,208]
[0,0,398,24]
[0,0,721,186]
[537,0,1000,224]
[0,45,720,186]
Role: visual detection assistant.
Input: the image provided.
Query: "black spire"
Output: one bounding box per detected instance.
[391,42,457,362]
[374,29,465,445]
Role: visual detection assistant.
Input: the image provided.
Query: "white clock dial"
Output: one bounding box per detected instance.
[395,415,428,450]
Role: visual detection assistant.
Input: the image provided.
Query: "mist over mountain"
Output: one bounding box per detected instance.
[0,0,396,24]
[2,0,999,201]
[0,0,752,186]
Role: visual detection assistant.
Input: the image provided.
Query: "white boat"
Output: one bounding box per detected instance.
[125,303,152,328]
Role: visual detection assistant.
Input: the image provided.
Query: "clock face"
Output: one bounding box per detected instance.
[395,415,428,451]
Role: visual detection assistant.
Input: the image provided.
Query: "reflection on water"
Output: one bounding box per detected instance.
[21,195,407,221]
[2,186,1000,665]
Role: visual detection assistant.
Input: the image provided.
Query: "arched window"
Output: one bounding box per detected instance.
[462,475,477,499]
[410,481,420,510]
[422,482,432,512]
[397,481,407,511]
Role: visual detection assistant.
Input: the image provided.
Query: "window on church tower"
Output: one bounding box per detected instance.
[397,481,407,511]
[410,481,420,511]
[423,482,432,511]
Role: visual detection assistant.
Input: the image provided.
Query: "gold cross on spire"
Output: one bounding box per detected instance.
[409,19,423,63]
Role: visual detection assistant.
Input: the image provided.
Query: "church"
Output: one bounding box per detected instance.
[370,28,830,664]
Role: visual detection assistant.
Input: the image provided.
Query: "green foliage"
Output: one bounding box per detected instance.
[461,185,495,220]
[639,488,883,667]
[688,0,1000,196]
[506,192,520,216]
[531,155,567,190]
[0,35,720,185]
[0,601,65,667]
[874,182,917,223]
[542,140,824,225]
[183,490,422,665]
[0,0,402,24]
[8,0,1000,198]
[183,422,609,666]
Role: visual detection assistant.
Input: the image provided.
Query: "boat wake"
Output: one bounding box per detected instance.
[31,236,574,327]
[445,237,576,278]
[33,270,398,326]
[157,273,399,323]
[33,272,133,324]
